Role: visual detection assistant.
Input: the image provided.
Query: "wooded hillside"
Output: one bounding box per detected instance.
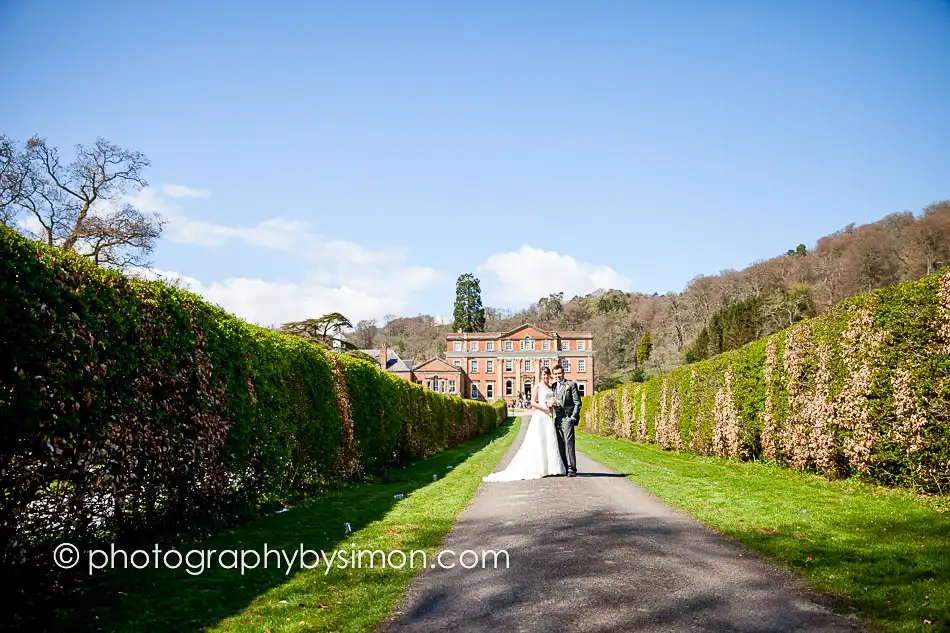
[349,201,950,390]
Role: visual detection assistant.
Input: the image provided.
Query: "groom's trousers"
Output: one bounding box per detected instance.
[554,415,577,474]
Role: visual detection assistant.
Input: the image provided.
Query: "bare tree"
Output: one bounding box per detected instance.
[684,275,721,329]
[0,135,27,225]
[484,306,514,331]
[537,292,564,327]
[665,293,687,353]
[906,202,950,276]
[761,282,814,328]
[0,136,164,268]
[350,318,379,349]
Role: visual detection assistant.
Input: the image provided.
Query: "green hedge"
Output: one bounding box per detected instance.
[582,269,950,492]
[0,227,507,605]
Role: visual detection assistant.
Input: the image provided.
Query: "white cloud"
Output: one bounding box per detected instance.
[124,186,444,326]
[131,188,395,268]
[15,213,45,237]
[165,215,313,250]
[125,186,181,215]
[477,245,632,307]
[132,267,443,327]
[162,184,211,198]
[122,187,300,250]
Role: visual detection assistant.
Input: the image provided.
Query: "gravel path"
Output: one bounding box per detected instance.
[377,414,866,633]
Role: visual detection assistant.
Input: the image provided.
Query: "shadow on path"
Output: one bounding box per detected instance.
[377,449,867,633]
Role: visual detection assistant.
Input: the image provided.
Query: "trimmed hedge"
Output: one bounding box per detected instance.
[582,269,950,493]
[0,227,507,606]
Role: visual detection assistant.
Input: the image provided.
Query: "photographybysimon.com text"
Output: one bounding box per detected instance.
[53,542,510,576]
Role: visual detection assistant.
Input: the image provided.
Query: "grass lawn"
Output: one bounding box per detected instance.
[578,432,950,633]
[54,418,520,633]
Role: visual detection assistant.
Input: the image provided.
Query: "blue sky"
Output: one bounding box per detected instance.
[2,0,948,326]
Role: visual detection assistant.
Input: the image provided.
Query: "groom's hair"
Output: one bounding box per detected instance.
[553,366,564,375]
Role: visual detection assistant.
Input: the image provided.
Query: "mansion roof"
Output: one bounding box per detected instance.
[412,357,463,373]
[446,323,592,340]
[358,348,415,372]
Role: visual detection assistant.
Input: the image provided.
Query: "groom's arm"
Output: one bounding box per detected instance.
[568,381,581,422]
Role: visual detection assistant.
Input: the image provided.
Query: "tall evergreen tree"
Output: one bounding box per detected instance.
[452,273,486,333]
[637,331,653,367]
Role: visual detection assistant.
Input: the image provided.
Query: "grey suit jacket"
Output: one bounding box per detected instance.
[553,379,582,426]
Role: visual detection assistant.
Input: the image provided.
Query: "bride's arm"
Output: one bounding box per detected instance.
[531,384,550,414]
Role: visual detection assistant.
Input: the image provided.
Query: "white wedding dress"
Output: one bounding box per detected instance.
[483,382,566,481]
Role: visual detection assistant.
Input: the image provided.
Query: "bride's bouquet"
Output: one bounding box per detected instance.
[543,390,556,410]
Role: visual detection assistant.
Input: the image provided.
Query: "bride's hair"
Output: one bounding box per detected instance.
[539,367,552,380]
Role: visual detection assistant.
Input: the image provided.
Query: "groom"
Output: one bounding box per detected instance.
[551,365,582,477]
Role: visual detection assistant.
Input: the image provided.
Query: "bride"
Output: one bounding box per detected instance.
[483,367,566,481]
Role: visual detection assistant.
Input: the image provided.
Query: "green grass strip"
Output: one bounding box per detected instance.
[58,418,521,633]
[578,432,950,633]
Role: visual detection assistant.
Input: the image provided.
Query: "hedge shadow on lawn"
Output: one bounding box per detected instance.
[46,422,514,633]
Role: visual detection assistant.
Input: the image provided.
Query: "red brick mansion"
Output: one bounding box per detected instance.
[440,324,594,404]
[361,324,594,405]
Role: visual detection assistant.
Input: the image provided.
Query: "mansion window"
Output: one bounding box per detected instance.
[471,383,479,399]
[524,359,532,372]
[520,336,534,351]
[561,340,570,351]
[578,359,586,373]
[449,380,456,393]
[486,341,495,351]
[577,340,586,351]
[542,340,551,351]
[542,359,550,368]
[577,382,586,397]
[486,382,494,399]
[504,359,513,372]
[562,359,571,372]
[505,379,513,396]
[504,341,513,351]
[454,341,462,352]
[452,359,461,368]
[469,341,479,352]
[486,360,494,373]
[470,359,478,374]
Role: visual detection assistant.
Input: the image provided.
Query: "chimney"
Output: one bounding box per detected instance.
[379,343,388,371]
